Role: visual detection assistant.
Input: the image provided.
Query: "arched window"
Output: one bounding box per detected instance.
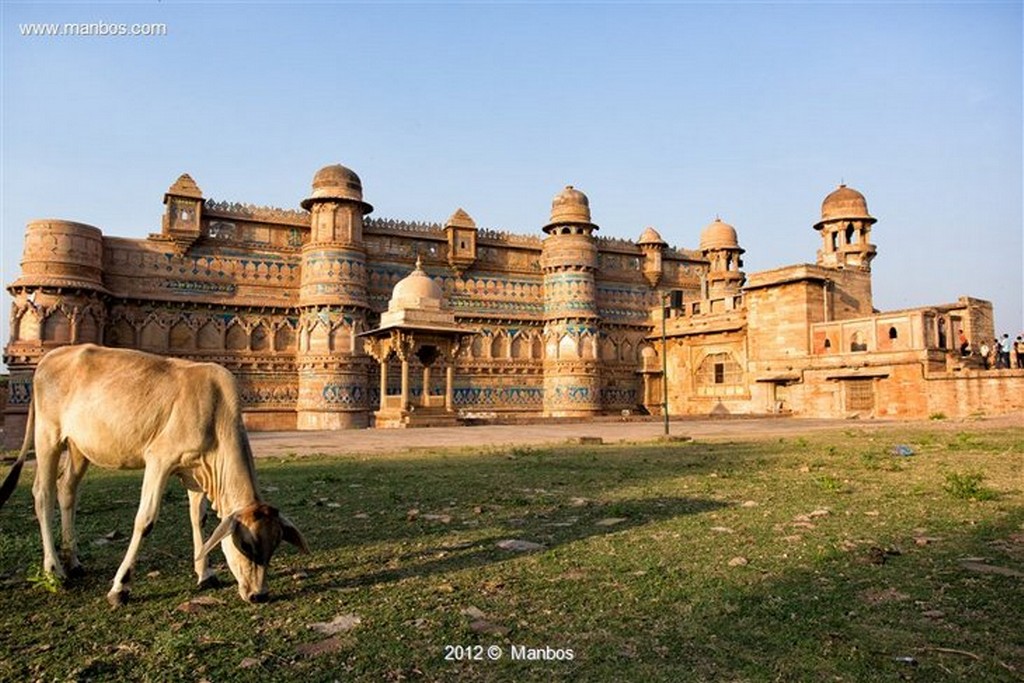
[251,323,270,351]
[824,338,832,350]
[888,327,898,340]
[274,325,295,352]
[845,223,856,245]
[42,310,71,343]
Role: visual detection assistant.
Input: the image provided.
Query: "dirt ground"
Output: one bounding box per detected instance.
[247,413,1023,458]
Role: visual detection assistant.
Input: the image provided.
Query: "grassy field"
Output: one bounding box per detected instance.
[1,422,1022,682]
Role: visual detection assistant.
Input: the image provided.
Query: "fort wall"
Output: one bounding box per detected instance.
[4,168,1016,445]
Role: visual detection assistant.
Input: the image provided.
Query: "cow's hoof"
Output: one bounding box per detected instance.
[197,575,222,590]
[107,590,130,608]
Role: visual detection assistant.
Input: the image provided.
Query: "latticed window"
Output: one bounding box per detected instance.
[845,379,875,412]
[697,353,742,387]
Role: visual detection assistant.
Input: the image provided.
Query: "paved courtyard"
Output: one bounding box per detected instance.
[245,415,1004,458]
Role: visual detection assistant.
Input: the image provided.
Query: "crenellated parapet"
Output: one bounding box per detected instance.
[365,217,445,236]
[204,199,310,227]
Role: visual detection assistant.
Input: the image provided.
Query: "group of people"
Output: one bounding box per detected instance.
[968,332,1024,370]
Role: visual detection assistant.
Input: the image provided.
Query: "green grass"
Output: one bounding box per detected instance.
[1,425,1022,681]
[943,471,999,501]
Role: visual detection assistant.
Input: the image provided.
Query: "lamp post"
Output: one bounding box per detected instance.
[662,291,670,436]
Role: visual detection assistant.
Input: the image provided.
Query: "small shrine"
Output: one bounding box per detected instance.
[360,257,472,428]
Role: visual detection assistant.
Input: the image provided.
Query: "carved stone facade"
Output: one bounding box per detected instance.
[3,165,703,445]
[5,169,1019,446]
[656,185,1023,420]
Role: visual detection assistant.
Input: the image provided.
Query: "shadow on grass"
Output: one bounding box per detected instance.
[295,495,729,594]
[0,440,739,598]
[258,440,765,543]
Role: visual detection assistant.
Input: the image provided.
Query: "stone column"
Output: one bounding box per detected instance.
[445,364,454,412]
[401,359,410,409]
[422,365,431,406]
[379,359,388,411]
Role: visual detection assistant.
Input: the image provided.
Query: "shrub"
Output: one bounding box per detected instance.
[943,471,997,501]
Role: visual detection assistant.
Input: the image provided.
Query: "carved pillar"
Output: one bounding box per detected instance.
[445,364,454,412]
[400,359,410,408]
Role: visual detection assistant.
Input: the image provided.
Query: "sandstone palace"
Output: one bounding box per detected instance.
[4,164,1021,444]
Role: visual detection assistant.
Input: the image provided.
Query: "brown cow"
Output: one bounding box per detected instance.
[0,344,307,606]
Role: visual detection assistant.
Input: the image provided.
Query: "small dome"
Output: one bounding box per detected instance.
[638,226,666,247]
[388,257,444,312]
[547,185,593,226]
[699,218,739,251]
[301,163,373,213]
[816,183,874,227]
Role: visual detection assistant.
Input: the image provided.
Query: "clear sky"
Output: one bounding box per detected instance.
[2,1,1021,362]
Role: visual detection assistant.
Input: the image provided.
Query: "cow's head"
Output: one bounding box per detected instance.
[197,503,308,603]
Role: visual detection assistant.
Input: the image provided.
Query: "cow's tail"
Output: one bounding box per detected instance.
[0,398,34,509]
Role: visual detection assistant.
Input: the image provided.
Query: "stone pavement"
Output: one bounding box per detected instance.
[247,416,904,458]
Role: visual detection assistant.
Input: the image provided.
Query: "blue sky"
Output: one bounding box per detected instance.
[2,1,1021,356]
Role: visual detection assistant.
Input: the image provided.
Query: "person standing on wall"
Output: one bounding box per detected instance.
[998,334,1011,369]
[979,339,991,369]
[958,330,970,357]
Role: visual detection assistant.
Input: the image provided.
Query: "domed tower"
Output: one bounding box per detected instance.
[4,219,109,446]
[540,185,602,417]
[814,184,877,316]
[699,218,745,299]
[295,163,374,429]
[814,184,877,270]
[638,226,667,288]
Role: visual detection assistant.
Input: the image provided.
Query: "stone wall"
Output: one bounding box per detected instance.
[4,186,700,444]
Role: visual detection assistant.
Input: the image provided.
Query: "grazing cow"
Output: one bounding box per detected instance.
[0,344,307,606]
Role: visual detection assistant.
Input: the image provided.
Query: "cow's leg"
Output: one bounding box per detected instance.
[32,423,66,580]
[108,459,170,607]
[58,444,89,577]
[188,489,220,589]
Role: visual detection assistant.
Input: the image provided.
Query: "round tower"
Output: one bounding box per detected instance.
[699,218,745,300]
[4,219,109,447]
[814,184,877,270]
[295,163,374,429]
[540,186,602,417]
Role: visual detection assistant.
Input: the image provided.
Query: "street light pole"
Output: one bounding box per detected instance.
[662,292,669,436]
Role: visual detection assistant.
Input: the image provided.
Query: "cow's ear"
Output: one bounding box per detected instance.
[279,513,309,554]
[197,513,238,561]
